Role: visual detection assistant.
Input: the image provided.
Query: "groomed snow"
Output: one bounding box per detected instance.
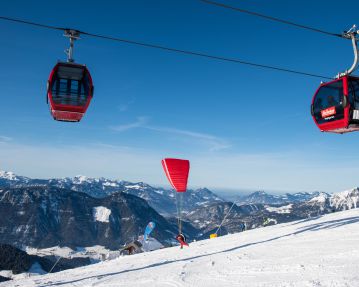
[3,208,359,287]
[92,207,111,223]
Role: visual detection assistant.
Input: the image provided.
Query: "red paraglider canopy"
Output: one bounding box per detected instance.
[161,158,190,192]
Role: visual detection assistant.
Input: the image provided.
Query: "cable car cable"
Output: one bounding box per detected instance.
[0,16,64,31]
[0,15,332,79]
[79,30,332,79]
[215,201,237,235]
[199,0,343,39]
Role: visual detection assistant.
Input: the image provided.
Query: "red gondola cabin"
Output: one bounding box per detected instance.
[47,62,94,122]
[311,75,359,133]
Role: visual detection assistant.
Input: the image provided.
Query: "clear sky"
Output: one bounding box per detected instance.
[1,0,359,193]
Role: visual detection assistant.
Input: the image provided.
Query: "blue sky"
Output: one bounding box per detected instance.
[1,0,359,193]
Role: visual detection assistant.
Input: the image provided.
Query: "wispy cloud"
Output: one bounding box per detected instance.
[111,116,149,132]
[118,105,129,112]
[110,118,230,151]
[0,136,12,144]
[146,126,231,151]
[118,98,136,112]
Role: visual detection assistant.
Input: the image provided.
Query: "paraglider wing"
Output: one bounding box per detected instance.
[144,221,156,241]
[161,158,190,192]
[161,158,190,241]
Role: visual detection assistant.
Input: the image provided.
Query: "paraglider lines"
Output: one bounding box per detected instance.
[175,192,183,234]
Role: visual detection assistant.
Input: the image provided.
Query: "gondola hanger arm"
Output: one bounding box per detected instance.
[337,25,359,78]
[64,29,81,63]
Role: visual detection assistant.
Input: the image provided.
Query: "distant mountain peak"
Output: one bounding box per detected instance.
[330,188,359,210]
[309,192,330,203]
[196,187,211,192]
[334,187,359,197]
[0,170,30,183]
[0,171,19,180]
[73,175,91,183]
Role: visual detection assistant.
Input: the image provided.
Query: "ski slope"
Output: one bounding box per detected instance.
[3,209,359,287]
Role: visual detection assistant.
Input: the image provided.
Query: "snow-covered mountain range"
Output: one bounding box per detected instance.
[235,190,327,205]
[1,171,359,250]
[0,171,223,216]
[184,189,359,237]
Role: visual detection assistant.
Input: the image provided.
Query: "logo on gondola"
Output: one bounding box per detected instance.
[321,107,336,118]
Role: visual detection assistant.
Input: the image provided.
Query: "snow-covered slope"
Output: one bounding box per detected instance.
[4,208,359,287]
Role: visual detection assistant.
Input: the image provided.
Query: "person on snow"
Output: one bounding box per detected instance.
[176,233,189,249]
[120,240,143,255]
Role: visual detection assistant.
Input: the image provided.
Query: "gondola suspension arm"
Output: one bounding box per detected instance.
[64,29,80,63]
[337,25,359,78]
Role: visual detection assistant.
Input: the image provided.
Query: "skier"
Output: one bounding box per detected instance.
[120,240,143,255]
[176,233,189,249]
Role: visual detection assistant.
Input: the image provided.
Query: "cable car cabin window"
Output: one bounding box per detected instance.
[51,78,87,107]
[57,65,84,81]
[348,78,359,110]
[51,66,90,106]
[313,80,345,124]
